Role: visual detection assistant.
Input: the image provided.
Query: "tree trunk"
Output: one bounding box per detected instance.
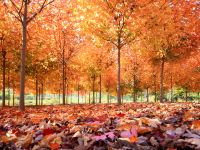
[107,91,110,103]
[117,46,121,104]
[2,49,6,107]
[170,75,173,102]
[122,92,123,103]
[78,84,80,104]
[133,74,136,102]
[160,58,165,103]
[89,92,91,104]
[141,91,143,102]
[7,74,10,106]
[92,77,95,104]
[35,75,38,106]
[19,0,28,111]
[95,92,98,103]
[185,88,188,102]
[62,47,65,105]
[12,88,15,106]
[99,75,102,103]
[66,83,68,104]
[147,88,149,102]
[41,83,44,105]
[58,89,60,104]
[154,75,157,102]
[38,87,41,105]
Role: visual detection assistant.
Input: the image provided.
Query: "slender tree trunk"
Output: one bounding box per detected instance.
[35,75,38,106]
[147,88,149,102]
[12,88,15,106]
[89,92,91,104]
[117,46,121,104]
[107,91,110,103]
[160,58,165,103]
[85,92,87,104]
[19,1,28,111]
[185,88,188,102]
[62,49,65,105]
[78,84,80,104]
[92,77,95,104]
[38,87,41,105]
[58,89,60,104]
[99,75,102,103]
[198,92,200,103]
[66,83,68,104]
[154,75,157,102]
[62,74,65,105]
[41,83,44,105]
[133,74,136,102]
[7,74,10,106]
[95,92,98,103]
[122,92,123,103]
[141,91,142,102]
[2,49,6,107]
[170,75,173,102]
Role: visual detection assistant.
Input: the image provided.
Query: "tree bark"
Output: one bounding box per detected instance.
[35,75,38,106]
[133,74,136,102]
[107,91,110,103]
[147,88,149,102]
[117,45,121,104]
[19,0,28,111]
[99,75,102,103]
[66,83,68,104]
[92,77,95,104]
[12,88,15,106]
[185,88,188,102]
[170,75,173,102]
[153,74,157,102]
[2,49,6,107]
[41,83,44,105]
[62,47,65,105]
[160,58,165,103]
[38,87,41,105]
[122,92,124,103]
[78,84,80,104]
[89,92,91,104]
[7,74,10,106]
[95,92,98,103]
[58,89,60,104]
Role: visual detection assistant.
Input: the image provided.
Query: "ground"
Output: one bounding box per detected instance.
[0,103,200,150]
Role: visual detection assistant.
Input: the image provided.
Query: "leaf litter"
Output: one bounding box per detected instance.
[0,103,200,150]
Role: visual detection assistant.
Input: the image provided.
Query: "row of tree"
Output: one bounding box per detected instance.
[0,0,199,110]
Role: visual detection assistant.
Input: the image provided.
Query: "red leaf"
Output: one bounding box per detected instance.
[117,113,126,118]
[43,128,54,136]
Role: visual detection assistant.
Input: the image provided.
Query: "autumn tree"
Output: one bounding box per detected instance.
[78,0,144,104]
[142,0,199,102]
[3,0,55,110]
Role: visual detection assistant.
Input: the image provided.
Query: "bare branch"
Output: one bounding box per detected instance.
[8,11,22,22]
[10,0,23,22]
[18,0,24,16]
[27,0,55,24]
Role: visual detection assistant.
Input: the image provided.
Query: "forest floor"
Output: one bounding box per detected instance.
[0,103,200,150]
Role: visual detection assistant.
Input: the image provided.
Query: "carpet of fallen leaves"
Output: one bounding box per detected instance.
[1,103,200,150]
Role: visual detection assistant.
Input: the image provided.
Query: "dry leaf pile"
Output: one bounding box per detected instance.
[1,103,200,150]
